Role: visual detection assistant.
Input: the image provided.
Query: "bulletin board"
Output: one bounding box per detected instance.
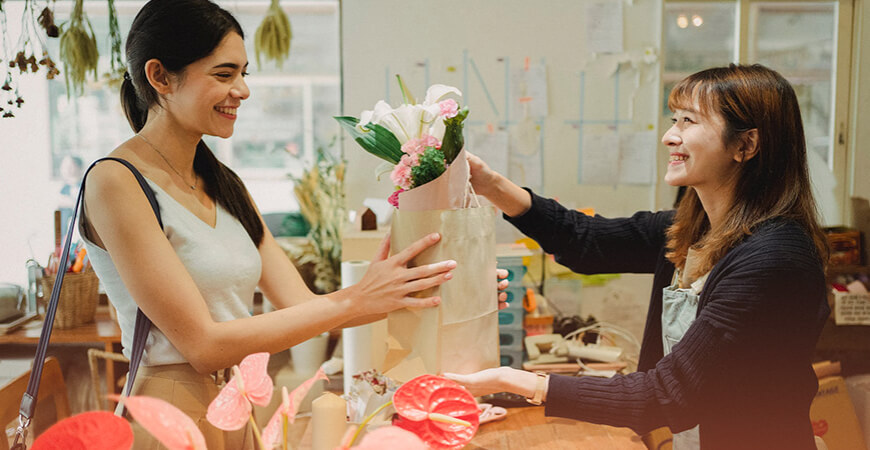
[340,0,669,222]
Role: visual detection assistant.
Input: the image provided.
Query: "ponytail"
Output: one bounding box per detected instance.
[120,75,146,133]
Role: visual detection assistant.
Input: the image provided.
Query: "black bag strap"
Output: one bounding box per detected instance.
[13,157,160,448]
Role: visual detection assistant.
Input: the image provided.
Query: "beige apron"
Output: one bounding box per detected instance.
[119,364,256,450]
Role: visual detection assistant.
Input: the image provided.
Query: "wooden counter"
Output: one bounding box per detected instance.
[296,405,645,449]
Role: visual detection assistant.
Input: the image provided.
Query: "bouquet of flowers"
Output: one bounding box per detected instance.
[335,77,499,383]
[335,77,469,208]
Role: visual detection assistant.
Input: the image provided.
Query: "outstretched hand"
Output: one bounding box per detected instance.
[350,232,456,316]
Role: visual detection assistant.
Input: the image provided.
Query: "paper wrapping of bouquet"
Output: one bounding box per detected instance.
[341,260,388,394]
[380,206,500,382]
[397,149,473,211]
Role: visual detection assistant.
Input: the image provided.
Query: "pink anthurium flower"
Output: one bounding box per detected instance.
[207,352,274,431]
[32,410,134,450]
[392,374,479,450]
[109,395,206,450]
[262,367,329,447]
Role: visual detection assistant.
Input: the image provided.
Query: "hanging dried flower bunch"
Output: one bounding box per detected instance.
[59,0,98,97]
[101,0,125,88]
[254,0,292,69]
[1,0,60,118]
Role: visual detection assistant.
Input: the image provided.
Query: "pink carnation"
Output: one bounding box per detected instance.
[388,189,404,208]
[400,153,420,167]
[390,163,412,190]
[401,138,426,157]
[421,134,441,149]
[439,99,459,118]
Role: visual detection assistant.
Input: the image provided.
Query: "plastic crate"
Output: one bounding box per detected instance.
[499,328,525,347]
[500,347,525,369]
[498,308,524,330]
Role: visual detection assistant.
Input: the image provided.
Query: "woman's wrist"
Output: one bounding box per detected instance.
[489,174,532,217]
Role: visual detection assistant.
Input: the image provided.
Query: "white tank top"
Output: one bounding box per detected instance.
[81,177,262,366]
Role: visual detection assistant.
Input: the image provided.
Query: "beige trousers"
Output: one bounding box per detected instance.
[120,363,256,450]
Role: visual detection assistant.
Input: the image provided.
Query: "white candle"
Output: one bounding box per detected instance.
[311,392,347,450]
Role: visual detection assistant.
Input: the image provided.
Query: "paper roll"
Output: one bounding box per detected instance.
[340,261,387,394]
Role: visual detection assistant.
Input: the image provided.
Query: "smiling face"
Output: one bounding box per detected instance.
[164,32,250,139]
[662,100,742,194]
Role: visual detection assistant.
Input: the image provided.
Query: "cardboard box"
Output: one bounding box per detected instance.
[341,228,388,262]
[810,376,868,449]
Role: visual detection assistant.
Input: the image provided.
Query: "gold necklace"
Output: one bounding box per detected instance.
[138,134,197,190]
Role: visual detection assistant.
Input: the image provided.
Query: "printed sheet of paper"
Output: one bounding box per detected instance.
[618,131,655,184]
[586,0,624,54]
[467,128,509,176]
[834,293,870,325]
[511,63,549,119]
[581,133,619,185]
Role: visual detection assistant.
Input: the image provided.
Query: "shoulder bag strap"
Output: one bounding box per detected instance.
[13,157,160,448]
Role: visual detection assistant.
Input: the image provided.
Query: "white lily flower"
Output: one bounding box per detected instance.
[423,84,462,106]
[359,85,463,144]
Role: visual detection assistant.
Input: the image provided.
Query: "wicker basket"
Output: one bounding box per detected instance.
[39,268,99,329]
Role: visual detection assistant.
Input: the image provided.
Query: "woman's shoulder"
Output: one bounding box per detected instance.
[730,218,822,268]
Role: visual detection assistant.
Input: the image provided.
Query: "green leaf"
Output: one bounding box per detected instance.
[439,107,469,164]
[334,116,403,164]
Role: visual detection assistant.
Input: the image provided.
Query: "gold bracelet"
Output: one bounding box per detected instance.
[526,371,548,405]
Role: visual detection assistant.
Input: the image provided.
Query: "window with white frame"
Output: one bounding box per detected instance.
[45,0,340,213]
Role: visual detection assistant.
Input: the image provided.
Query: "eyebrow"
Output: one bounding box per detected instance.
[212,62,249,70]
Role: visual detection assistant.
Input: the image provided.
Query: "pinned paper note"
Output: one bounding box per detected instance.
[511,63,548,119]
[581,133,619,185]
[468,128,509,176]
[586,0,624,54]
[618,131,655,184]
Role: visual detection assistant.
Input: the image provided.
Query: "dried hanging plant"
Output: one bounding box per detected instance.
[59,0,98,97]
[2,0,59,118]
[101,0,125,88]
[254,0,292,69]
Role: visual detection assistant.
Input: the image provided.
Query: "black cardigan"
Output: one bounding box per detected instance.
[505,190,829,450]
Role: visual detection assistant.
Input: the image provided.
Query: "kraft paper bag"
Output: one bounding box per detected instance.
[381,206,500,382]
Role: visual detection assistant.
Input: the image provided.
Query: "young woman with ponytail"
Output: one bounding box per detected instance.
[448,64,830,450]
[78,1,465,447]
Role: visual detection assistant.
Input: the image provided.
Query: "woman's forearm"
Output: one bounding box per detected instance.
[188,290,356,373]
[486,173,532,217]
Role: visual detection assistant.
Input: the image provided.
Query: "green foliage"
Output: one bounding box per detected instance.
[334,116,403,164]
[411,147,447,188]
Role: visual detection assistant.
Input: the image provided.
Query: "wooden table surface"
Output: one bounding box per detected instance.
[0,306,122,397]
[296,405,646,449]
[0,306,121,345]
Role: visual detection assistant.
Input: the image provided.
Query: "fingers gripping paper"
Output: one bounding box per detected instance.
[382,207,500,382]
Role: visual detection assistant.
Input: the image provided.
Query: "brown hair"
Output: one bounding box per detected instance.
[665,64,828,276]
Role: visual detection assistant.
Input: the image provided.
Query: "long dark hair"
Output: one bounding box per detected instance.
[119,0,263,246]
[665,64,828,276]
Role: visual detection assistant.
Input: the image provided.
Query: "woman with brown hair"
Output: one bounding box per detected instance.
[78,1,470,447]
[448,64,829,450]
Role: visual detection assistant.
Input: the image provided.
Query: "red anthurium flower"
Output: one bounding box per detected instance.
[392,374,479,450]
[31,411,133,450]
